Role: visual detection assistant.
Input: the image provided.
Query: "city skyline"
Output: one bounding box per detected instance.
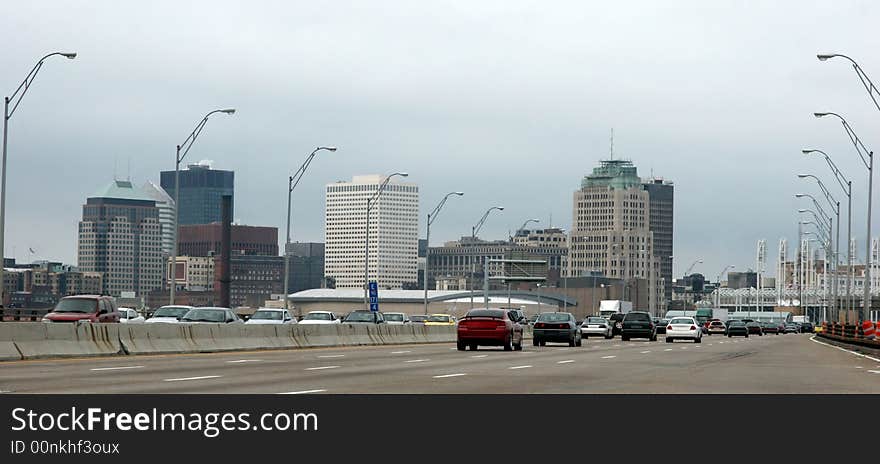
[1,1,878,280]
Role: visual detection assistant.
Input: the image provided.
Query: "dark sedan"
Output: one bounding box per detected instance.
[533,312,582,347]
[800,322,814,333]
[653,318,669,334]
[726,320,749,337]
[761,321,779,335]
[746,321,763,336]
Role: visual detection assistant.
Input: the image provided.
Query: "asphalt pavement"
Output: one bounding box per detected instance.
[1,333,879,393]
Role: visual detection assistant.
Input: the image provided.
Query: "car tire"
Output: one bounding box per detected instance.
[695,337,701,344]
[666,337,672,343]
[457,342,466,351]
[621,335,630,341]
[533,338,540,347]
[469,344,478,351]
[745,334,749,338]
[576,336,582,347]
[728,334,732,337]
[759,333,763,336]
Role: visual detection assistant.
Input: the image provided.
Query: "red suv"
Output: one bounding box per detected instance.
[41,295,121,323]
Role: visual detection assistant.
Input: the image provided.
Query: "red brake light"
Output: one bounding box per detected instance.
[690,326,696,330]
[536,322,544,328]
[667,325,672,331]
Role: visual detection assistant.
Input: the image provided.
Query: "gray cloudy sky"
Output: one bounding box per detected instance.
[2,0,879,279]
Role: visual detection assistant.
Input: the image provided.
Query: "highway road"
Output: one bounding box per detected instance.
[1,333,879,393]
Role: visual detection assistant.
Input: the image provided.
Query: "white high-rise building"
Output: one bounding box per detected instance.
[324,175,419,289]
[142,181,176,255]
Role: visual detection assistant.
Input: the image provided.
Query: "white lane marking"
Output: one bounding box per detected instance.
[556,348,569,351]
[809,336,880,362]
[855,366,864,369]
[279,389,327,395]
[163,375,221,382]
[0,390,12,393]
[640,350,651,354]
[90,365,145,371]
[449,348,457,350]
[404,359,429,363]
[613,345,621,347]
[391,350,411,354]
[718,341,725,344]
[226,359,262,364]
[557,360,575,364]
[305,366,340,371]
[680,347,688,350]
[867,370,880,374]
[318,355,345,358]
[708,344,714,346]
[470,355,488,358]
[664,348,673,352]
[509,365,533,370]
[601,355,616,359]
[433,373,467,378]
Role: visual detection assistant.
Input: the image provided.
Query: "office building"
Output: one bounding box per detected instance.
[324,175,419,289]
[285,242,325,293]
[643,177,674,303]
[141,181,176,255]
[166,256,215,291]
[568,159,665,313]
[225,254,285,308]
[77,179,163,297]
[160,162,234,226]
[512,227,568,248]
[178,223,278,257]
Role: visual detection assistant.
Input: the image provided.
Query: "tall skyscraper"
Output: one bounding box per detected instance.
[568,159,666,312]
[643,177,674,303]
[77,180,163,297]
[324,175,419,289]
[286,242,325,293]
[141,181,176,255]
[160,162,234,226]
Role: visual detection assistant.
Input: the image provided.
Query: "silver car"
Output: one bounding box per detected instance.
[580,316,613,339]
[245,308,295,325]
[179,307,243,324]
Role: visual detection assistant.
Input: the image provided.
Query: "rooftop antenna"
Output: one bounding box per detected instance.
[610,128,614,160]
[126,156,131,182]
[113,156,118,181]
[549,212,552,228]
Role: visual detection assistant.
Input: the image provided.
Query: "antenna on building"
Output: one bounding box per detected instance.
[113,156,118,181]
[549,212,552,228]
[609,128,614,160]
[127,156,131,182]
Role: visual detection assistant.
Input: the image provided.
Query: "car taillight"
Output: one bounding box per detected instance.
[497,322,507,330]
[648,323,653,329]
[667,325,672,331]
[690,326,696,330]
[536,322,544,328]
[598,324,606,328]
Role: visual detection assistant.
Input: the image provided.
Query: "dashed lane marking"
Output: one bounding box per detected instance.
[557,360,575,364]
[433,373,467,379]
[279,389,327,395]
[640,351,651,354]
[867,370,880,374]
[664,348,673,352]
[304,366,340,371]
[508,365,532,370]
[318,355,345,358]
[163,375,221,382]
[391,351,412,354]
[226,359,262,364]
[404,359,429,363]
[470,355,488,358]
[90,365,145,371]
[601,355,616,359]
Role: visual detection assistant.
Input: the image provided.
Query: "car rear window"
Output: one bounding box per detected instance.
[670,318,694,324]
[624,313,651,322]
[466,309,504,318]
[728,320,745,326]
[537,313,572,322]
[586,317,606,324]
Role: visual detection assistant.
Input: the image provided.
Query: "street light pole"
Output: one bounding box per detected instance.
[803,149,854,317]
[363,172,409,311]
[0,52,76,305]
[797,175,840,322]
[423,191,464,314]
[284,146,336,316]
[469,206,504,310]
[168,108,235,306]
[814,111,874,322]
[716,265,735,308]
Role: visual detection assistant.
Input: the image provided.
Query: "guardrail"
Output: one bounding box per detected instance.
[0,322,473,361]
[0,308,50,322]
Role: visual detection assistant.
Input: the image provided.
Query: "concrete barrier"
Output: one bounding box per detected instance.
[11,322,121,359]
[0,321,462,362]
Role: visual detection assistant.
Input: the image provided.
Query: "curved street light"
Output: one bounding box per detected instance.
[472,206,505,238]
[1,52,76,305]
[424,191,464,314]
[284,146,337,314]
[804,149,854,314]
[715,264,735,307]
[797,173,841,318]
[513,218,540,241]
[169,108,236,305]
[363,172,409,310]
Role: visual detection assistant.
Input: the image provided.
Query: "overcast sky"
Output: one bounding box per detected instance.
[2,0,879,279]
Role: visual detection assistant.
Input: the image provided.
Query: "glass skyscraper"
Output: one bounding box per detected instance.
[160,163,234,226]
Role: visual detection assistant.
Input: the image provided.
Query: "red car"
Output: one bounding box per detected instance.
[457,308,524,351]
[41,295,121,323]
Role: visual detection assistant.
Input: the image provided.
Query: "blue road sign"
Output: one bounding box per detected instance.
[368,281,379,312]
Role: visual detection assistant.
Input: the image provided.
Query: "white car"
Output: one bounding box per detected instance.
[145,305,193,324]
[665,316,702,343]
[119,308,145,324]
[383,312,411,325]
[580,316,613,339]
[297,311,341,325]
[179,307,243,324]
[245,308,296,325]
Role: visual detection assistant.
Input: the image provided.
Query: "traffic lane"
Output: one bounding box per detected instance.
[0,335,646,393]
